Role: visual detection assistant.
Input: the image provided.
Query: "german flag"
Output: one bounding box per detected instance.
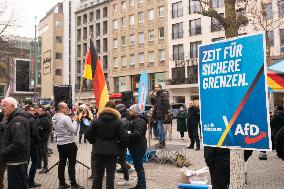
[267,71,284,91]
[84,38,109,109]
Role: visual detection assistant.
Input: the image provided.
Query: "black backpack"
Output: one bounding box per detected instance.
[275,125,284,160]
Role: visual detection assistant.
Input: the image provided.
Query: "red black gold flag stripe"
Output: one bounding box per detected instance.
[267,71,284,91]
[83,38,109,109]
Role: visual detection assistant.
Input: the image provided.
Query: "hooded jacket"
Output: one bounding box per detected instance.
[85,107,128,156]
[52,113,77,145]
[0,108,30,164]
[36,113,52,143]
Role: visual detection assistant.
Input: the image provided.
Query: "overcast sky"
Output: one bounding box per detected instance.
[7,0,61,38]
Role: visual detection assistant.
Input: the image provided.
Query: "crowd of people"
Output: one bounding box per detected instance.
[1,83,284,189]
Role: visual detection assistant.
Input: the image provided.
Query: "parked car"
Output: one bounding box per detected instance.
[170,103,186,118]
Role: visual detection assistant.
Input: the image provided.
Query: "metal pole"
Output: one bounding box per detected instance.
[33,17,37,102]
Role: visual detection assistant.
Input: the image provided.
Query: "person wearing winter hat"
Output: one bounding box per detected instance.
[127,104,147,189]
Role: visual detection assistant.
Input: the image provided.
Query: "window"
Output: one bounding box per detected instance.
[103,21,108,34]
[159,49,165,61]
[212,37,225,42]
[56,36,62,43]
[96,23,100,37]
[77,29,81,41]
[96,40,100,53]
[103,55,108,70]
[190,41,202,58]
[130,15,135,26]
[189,0,201,14]
[83,27,87,40]
[148,30,155,41]
[56,20,63,30]
[55,52,62,59]
[130,54,135,65]
[113,38,118,48]
[76,60,81,74]
[89,25,94,37]
[83,43,87,55]
[113,57,118,67]
[77,16,81,26]
[138,12,144,23]
[121,56,127,66]
[103,38,108,52]
[121,36,126,46]
[139,32,144,44]
[187,65,198,81]
[55,69,62,76]
[89,12,94,22]
[83,14,87,24]
[172,22,183,39]
[148,51,154,62]
[130,34,135,45]
[148,9,154,20]
[279,0,284,17]
[264,3,273,20]
[159,6,164,18]
[129,0,134,7]
[139,53,144,64]
[158,27,165,39]
[121,17,126,27]
[172,67,185,82]
[77,44,81,57]
[96,9,101,20]
[113,19,118,30]
[103,7,108,17]
[173,44,184,60]
[121,1,126,9]
[268,30,274,47]
[172,1,183,18]
[113,4,118,11]
[280,29,284,46]
[189,19,201,36]
[212,0,224,8]
[211,13,224,32]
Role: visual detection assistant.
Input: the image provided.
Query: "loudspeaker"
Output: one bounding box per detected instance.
[54,85,72,110]
[121,91,134,108]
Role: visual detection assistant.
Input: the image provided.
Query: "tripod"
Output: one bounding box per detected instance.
[46,159,90,173]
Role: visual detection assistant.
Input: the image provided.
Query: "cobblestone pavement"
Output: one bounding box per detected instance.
[3,120,284,188]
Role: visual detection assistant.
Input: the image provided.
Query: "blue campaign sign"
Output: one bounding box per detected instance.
[138,71,149,112]
[198,33,271,150]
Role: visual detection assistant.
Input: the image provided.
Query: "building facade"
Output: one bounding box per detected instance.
[166,0,284,106]
[109,0,169,96]
[75,0,109,104]
[38,3,65,99]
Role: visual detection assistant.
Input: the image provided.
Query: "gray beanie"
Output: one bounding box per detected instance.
[129,104,142,114]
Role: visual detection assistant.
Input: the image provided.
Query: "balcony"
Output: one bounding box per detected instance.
[166,76,198,85]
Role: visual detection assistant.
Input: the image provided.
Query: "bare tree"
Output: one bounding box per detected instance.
[0,0,18,38]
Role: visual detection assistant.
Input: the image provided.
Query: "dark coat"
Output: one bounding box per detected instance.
[0,108,30,164]
[85,107,128,156]
[127,114,147,150]
[151,90,170,120]
[187,106,200,128]
[37,113,52,144]
[28,113,41,148]
[176,111,187,132]
[270,111,284,148]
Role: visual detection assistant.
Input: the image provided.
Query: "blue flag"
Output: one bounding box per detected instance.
[138,71,149,112]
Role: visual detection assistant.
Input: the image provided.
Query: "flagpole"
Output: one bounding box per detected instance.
[76,36,94,107]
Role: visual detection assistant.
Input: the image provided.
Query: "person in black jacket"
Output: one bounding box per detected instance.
[36,106,52,174]
[0,111,5,189]
[24,105,41,188]
[151,84,170,148]
[116,104,131,186]
[0,97,30,189]
[85,101,128,189]
[127,104,147,189]
[187,100,200,150]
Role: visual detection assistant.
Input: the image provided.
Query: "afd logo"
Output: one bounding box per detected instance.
[234,123,266,144]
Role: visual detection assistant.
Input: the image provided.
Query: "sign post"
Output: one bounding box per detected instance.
[198,33,271,151]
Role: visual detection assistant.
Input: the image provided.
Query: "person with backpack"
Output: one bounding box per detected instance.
[24,105,41,188]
